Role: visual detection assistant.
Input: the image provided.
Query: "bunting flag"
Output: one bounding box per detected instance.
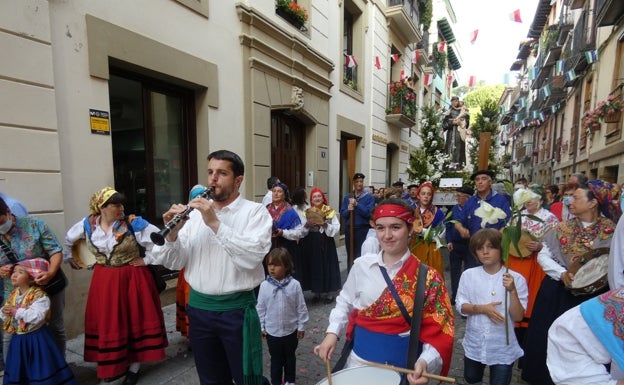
[532,111,539,119]
[447,74,453,86]
[503,73,510,85]
[470,29,479,44]
[400,69,405,81]
[585,50,598,64]
[424,73,433,86]
[468,75,476,87]
[521,119,527,127]
[555,59,565,75]
[528,67,537,81]
[551,104,557,113]
[499,105,507,115]
[509,9,522,23]
[412,50,420,63]
[391,53,400,63]
[345,55,358,68]
[374,56,382,70]
[542,85,551,98]
[519,97,526,108]
[565,69,577,82]
[513,114,520,122]
[539,112,546,121]
[438,41,446,53]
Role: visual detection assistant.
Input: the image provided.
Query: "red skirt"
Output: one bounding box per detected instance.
[84,264,168,379]
[175,268,190,337]
[507,252,545,328]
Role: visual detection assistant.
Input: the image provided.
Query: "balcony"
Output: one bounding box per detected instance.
[596,0,624,26]
[385,82,417,128]
[386,0,422,43]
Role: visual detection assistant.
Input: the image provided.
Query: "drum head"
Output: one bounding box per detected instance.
[316,366,401,385]
[570,254,609,289]
[306,208,326,226]
[71,239,97,269]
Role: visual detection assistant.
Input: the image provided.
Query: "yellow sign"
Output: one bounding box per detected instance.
[89,109,110,135]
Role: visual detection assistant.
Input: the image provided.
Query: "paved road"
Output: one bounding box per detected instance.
[67,245,529,384]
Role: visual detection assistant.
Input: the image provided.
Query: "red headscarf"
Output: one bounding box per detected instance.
[373,203,415,224]
[309,187,327,206]
[416,182,435,207]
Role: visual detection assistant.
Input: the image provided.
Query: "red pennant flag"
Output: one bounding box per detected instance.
[509,9,522,23]
[438,41,446,53]
[345,55,358,68]
[424,73,433,86]
[468,75,476,87]
[400,69,405,81]
[391,53,399,63]
[470,29,479,44]
[447,74,453,86]
[412,50,419,63]
[374,56,382,70]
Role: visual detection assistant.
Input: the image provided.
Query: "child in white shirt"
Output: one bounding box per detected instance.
[456,228,528,385]
[257,247,309,385]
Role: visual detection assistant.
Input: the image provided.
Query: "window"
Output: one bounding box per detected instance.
[342,0,364,93]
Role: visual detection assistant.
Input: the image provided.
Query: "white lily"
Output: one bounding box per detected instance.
[512,188,541,209]
[474,200,507,228]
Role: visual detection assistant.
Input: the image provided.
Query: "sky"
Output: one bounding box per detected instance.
[450,0,541,86]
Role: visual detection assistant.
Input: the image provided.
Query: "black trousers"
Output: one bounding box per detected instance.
[448,242,478,304]
[344,226,370,272]
[266,331,299,385]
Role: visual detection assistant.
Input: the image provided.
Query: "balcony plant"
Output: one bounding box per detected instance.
[276,0,308,29]
[583,110,601,132]
[387,81,416,117]
[594,94,624,123]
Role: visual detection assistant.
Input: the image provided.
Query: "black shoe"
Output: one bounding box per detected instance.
[311,295,321,304]
[122,371,139,385]
[323,297,334,304]
[103,373,126,383]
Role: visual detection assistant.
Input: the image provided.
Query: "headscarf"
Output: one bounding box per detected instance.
[586,180,622,222]
[309,187,327,206]
[530,184,547,202]
[17,258,49,279]
[272,182,291,203]
[373,203,415,224]
[416,181,435,206]
[89,187,117,215]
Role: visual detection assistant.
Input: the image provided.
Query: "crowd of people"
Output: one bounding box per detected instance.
[3,155,624,384]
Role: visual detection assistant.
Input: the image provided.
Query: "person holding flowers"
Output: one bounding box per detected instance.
[522,180,621,385]
[409,181,447,278]
[454,170,511,241]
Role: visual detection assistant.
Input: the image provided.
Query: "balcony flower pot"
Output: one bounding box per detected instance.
[275,1,308,30]
[604,110,621,123]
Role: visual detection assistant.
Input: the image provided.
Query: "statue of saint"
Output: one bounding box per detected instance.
[443,96,469,168]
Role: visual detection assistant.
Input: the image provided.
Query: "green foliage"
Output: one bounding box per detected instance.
[432,46,447,75]
[420,0,433,31]
[463,85,505,108]
[467,99,503,177]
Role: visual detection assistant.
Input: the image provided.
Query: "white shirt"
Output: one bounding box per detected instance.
[262,190,273,207]
[456,266,528,365]
[151,195,273,295]
[360,228,379,256]
[327,251,442,375]
[63,217,161,265]
[609,215,624,289]
[548,305,621,385]
[256,277,309,337]
[0,291,50,333]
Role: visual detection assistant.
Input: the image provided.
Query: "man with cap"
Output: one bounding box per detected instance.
[454,170,511,239]
[340,173,375,270]
[392,179,410,201]
[405,183,419,208]
[445,185,475,306]
[443,96,468,168]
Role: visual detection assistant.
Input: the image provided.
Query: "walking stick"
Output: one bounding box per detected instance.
[349,187,355,270]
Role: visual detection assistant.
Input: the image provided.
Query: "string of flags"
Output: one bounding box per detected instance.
[344,55,358,68]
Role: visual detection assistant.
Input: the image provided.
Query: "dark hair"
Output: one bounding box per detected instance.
[266,247,294,275]
[208,150,245,177]
[469,228,502,258]
[291,187,307,207]
[101,192,127,208]
[570,172,588,185]
[547,184,559,195]
[0,198,8,215]
[562,182,580,194]
[267,176,279,190]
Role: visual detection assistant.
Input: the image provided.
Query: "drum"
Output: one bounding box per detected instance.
[306,207,326,226]
[508,230,536,259]
[568,251,609,296]
[316,366,401,385]
[71,239,97,270]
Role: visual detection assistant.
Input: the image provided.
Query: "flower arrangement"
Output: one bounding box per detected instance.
[387,81,416,117]
[583,110,601,132]
[276,0,308,27]
[594,94,624,120]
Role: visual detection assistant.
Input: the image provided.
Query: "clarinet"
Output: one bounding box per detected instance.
[150,187,213,246]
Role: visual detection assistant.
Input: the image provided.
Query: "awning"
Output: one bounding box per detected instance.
[448,46,461,70]
[437,18,456,44]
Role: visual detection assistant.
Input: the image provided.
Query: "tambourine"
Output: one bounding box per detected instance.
[71,239,97,270]
[508,230,537,259]
[305,207,326,226]
[568,247,610,296]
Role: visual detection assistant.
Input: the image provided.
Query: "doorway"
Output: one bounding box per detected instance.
[271,111,306,192]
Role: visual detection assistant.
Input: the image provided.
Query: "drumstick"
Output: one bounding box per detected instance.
[365,361,456,383]
[325,359,332,385]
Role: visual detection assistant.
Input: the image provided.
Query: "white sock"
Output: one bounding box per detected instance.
[128,362,141,374]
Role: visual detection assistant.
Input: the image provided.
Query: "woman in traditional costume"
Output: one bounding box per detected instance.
[64,187,167,385]
[314,198,454,383]
[522,180,621,385]
[301,188,342,303]
[409,182,446,277]
[507,186,559,356]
